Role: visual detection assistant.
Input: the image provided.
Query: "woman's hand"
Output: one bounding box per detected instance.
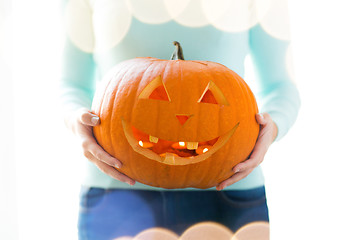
[66,108,136,185]
[216,113,278,191]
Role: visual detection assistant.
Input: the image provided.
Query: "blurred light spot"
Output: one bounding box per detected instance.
[128,0,172,24]
[260,0,291,40]
[285,44,296,83]
[113,237,133,240]
[232,221,269,240]
[133,227,179,240]
[93,0,132,53]
[163,0,190,19]
[202,0,271,32]
[165,0,209,27]
[180,221,233,240]
[65,0,94,52]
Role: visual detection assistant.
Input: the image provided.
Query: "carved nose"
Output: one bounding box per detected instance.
[176,114,192,126]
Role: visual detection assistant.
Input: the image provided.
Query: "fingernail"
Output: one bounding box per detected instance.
[114,162,121,168]
[91,116,100,125]
[259,113,264,120]
[234,168,241,173]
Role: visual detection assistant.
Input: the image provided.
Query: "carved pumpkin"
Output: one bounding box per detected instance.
[92,42,259,189]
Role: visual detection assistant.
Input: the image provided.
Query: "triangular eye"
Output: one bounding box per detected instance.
[198,81,229,106]
[139,75,171,101]
[149,85,169,101]
[199,89,218,104]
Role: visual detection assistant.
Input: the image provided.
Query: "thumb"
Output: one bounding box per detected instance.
[78,109,100,126]
[256,113,268,125]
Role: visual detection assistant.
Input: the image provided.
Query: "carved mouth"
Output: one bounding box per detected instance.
[122,119,239,165]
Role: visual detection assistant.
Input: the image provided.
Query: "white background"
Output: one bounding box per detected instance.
[1,0,364,239]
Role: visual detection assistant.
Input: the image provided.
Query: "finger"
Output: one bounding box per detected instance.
[250,138,268,160]
[85,151,135,185]
[85,141,123,168]
[95,161,136,185]
[233,157,261,173]
[232,137,270,173]
[78,109,100,126]
[256,112,273,126]
[232,120,272,173]
[256,113,267,125]
[250,126,274,160]
[250,126,273,159]
[216,169,253,191]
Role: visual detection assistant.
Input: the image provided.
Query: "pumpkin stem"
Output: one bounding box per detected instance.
[170,41,185,60]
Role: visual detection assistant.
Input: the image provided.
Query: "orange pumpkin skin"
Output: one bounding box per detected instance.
[92,57,259,189]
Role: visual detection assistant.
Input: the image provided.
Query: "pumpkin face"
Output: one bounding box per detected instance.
[92,43,259,189]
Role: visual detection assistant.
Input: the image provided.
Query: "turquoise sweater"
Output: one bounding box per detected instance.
[60,0,300,190]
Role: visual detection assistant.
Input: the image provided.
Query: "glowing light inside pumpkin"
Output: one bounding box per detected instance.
[131,123,221,158]
[138,140,153,149]
[172,142,187,150]
[196,145,212,155]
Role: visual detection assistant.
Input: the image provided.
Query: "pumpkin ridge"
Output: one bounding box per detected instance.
[93,68,115,154]
[183,164,193,188]
[198,64,214,183]
[130,60,155,128]
[110,63,142,172]
[100,67,130,157]
[230,70,249,122]
[212,68,222,141]
[108,65,136,152]
[107,90,117,157]
[195,61,202,146]
[129,61,156,179]
[177,60,183,141]
[214,70,227,183]
[232,71,259,160]
[154,60,173,142]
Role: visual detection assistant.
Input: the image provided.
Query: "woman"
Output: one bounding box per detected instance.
[60,0,300,239]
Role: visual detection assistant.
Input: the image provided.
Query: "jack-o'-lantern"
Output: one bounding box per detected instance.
[92,42,259,189]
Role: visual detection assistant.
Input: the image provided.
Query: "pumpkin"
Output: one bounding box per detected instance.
[92,42,259,189]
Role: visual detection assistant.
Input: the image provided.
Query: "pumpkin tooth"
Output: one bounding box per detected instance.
[187,142,199,150]
[164,153,175,164]
[149,135,158,143]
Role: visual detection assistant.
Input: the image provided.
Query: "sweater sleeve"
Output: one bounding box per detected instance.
[59,0,96,114]
[249,17,301,141]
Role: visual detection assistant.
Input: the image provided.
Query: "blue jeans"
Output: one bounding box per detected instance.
[78,187,269,240]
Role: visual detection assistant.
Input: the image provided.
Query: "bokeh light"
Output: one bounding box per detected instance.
[232,221,270,240]
[128,0,171,24]
[202,0,271,32]
[111,222,270,239]
[113,237,134,240]
[260,0,291,40]
[93,0,132,53]
[65,0,94,52]
[65,0,291,53]
[179,222,233,240]
[133,227,179,240]
[165,0,209,27]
